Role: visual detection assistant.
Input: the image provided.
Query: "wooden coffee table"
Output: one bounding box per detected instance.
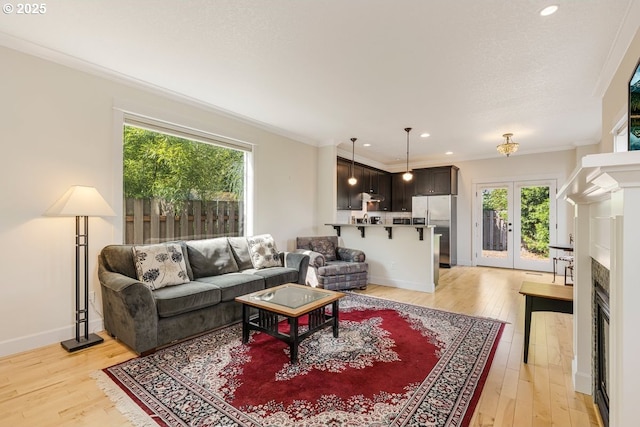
[235,283,345,364]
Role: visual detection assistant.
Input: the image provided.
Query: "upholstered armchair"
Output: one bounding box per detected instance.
[295,236,368,291]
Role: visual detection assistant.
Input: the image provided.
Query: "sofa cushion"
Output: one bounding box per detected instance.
[227,237,253,270]
[317,260,369,276]
[132,243,190,290]
[153,281,221,318]
[101,244,139,279]
[309,239,337,261]
[186,238,239,279]
[247,234,282,269]
[194,273,264,302]
[241,267,299,288]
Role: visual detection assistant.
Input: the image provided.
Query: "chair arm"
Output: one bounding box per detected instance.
[281,252,310,285]
[337,247,366,263]
[293,249,326,269]
[98,264,158,354]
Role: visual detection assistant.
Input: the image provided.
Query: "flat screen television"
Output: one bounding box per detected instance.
[629,59,640,151]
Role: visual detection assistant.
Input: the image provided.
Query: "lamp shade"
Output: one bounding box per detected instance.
[45,185,115,217]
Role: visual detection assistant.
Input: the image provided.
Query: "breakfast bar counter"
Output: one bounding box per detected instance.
[325,223,434,240]
[324,223,437,293]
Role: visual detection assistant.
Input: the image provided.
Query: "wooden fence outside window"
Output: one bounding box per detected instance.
[124,198,243,244]
[482,210,508,251]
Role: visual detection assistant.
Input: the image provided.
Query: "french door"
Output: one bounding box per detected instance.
[475,180,556,271]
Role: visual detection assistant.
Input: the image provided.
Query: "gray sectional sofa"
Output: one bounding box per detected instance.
[98,235,309,354]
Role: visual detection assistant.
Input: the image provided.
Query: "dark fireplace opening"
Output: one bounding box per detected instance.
[595,284,610,427]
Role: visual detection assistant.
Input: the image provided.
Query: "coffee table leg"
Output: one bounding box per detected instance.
[289,317,299,364]
[332,301,340,338]
[242,304,250,344]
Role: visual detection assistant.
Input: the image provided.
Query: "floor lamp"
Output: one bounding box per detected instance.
[45,185,115,352]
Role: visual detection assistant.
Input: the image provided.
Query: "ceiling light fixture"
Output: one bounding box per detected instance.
[420,133,430,138]
[402,128,413,181]
[497,133,519,157]
[348,137,358,186]
[540,5,558,16]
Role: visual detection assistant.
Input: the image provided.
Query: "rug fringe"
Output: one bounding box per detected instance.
[91,370,158,427]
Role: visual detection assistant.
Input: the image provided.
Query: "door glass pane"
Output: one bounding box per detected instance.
[482,188,509,259]
[519,185,550,260]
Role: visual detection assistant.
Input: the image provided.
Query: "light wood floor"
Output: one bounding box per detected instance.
[0,266,600,427]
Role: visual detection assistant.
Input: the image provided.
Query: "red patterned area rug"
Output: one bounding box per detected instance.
[96,293,504,427]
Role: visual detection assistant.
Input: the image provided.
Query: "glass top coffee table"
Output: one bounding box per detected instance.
[235,283,345,364]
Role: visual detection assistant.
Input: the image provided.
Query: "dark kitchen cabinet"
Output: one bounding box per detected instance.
[362,168,391,211]
[337,158,391,210]
[376,171,392,211]
[336,158,351,210]
[391,173,413,212]
[414,166,459,196]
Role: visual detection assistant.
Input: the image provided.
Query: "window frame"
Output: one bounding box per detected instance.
[112,107,254,243]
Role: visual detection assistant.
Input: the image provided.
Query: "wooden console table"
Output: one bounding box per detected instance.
[519,281,573,363]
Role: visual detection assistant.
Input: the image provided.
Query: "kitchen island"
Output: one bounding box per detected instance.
[325,223,437,293]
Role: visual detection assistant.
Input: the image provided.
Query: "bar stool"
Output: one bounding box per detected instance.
[553,255,574,285]
[564,262,574,286]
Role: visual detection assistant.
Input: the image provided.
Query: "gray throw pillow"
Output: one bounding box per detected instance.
[310,239,337,261]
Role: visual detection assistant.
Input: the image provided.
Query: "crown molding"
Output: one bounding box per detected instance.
[592,0,640,98]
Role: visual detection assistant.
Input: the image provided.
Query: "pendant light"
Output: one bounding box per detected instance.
[497,133,519,157]
[348,137,358,186]
[402,128,413,181]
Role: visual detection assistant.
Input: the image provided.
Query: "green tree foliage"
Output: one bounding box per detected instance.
[520,186,549,256]
[123,126,244,210]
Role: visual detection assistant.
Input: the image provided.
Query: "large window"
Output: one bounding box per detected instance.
[122,118,248,244]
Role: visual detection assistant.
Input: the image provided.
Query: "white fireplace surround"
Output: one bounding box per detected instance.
[558,151,640,427]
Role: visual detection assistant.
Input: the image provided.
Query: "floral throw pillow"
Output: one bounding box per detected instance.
[247,234,282,269]
[310,239,337,261]
[133,243,190,290]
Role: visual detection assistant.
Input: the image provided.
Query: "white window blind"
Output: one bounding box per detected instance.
[124,114,253,153]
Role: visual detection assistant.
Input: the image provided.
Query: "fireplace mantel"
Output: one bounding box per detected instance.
[558,151,640,427]
[558,151,640,204]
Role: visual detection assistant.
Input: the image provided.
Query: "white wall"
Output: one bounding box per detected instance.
[0,46,318,357]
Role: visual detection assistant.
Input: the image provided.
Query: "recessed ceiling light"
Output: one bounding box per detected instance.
[445,151,453,155]
[363,143,371,147]
[420,133,430,138]
[540,5,558,16]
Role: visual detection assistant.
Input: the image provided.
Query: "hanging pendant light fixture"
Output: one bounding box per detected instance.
[497,133,519,157]
[348,137,358,185]
[402,127,413,181]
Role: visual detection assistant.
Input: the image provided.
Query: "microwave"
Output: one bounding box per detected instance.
[412,217,426,225]
[392,217,411,225]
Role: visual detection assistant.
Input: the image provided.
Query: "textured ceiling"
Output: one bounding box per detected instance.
[1,0,637,169]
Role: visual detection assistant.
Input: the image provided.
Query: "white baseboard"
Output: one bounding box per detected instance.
[573,357,593,394]
[368,275,434,293]
[0,318,104,358]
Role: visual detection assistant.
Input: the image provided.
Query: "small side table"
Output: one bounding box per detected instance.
[519,281,573,363]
